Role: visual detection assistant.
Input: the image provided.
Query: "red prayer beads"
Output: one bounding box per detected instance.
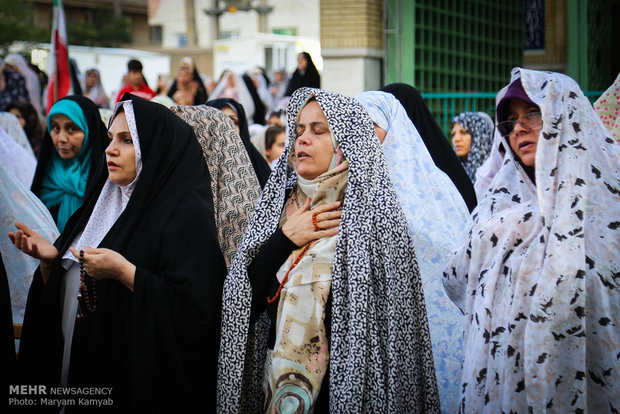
[267,241,314,304]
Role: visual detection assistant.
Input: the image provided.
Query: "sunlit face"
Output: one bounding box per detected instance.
[177,67,192,83]
[373,123,387,143]
[295,101,334,180]
[297,54,308,70]
[221,105,240,133]
[8,108,25,128]
[50,114,85,159]
[226,73,236,88]
[507,99,542,168]
[106,111,136,186]
[266,131,286,163]
[451,122,472,157]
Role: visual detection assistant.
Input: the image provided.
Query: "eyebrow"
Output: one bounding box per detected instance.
[108,130,132,138]
[296,121,329,128]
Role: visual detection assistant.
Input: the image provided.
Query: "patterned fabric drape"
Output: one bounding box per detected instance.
[218,87,439,413]
[171,105,262,268]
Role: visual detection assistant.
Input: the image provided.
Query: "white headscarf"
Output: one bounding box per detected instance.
[443,68,620,412]
[4,53,42,115]
[61,100,142,267]
[0,125,35,187]
[357,90,470,414]
[209,71,255,124]
[0,111,35,157]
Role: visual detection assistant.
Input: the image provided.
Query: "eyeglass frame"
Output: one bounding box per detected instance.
[496,110,543,138]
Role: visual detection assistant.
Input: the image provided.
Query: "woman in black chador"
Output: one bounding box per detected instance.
[10,94,226,411]
[284,52,321,97]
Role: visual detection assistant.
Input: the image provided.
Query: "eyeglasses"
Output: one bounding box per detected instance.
[497,111,542,137]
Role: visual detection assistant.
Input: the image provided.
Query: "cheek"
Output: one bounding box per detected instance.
[70,133,86,151]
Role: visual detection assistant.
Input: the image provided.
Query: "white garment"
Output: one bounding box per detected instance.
[357,90,470,414]
[0,125,35,187]
[443,68,620,413]
[210,71,255,125]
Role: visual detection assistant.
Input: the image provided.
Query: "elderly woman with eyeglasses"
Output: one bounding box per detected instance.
[443,68,620,413]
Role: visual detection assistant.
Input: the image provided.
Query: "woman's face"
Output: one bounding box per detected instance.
[266,131,286,163]
[50,114,85,159]
[8,108,25,128]
[451,122,471,157]
[226,73,236,88]
[221,105,240,133]
[507,99,542,168]
[106,111,137,186]
[295,101,334,180]
[373,123,387,143]
[177,67,192,83]
[297,54,308,70]
[86,71,98,87]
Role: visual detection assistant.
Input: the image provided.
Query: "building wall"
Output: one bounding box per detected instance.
[523,0,568,72]
[320,0,383,96]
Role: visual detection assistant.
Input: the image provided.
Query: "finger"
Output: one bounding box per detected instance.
[15,222,34,236]
[69,247,80,258]
[316,210,342,221]
[316,228,339,238]
[296,198,311,214]
[8,232,16,244]
[319,218,341,229]
[312,201,342,214]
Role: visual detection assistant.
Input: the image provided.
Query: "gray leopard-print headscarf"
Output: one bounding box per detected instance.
[170,105,262,268]
[443,68,620,412]
[452,112,494,183]
[217,87,440,413]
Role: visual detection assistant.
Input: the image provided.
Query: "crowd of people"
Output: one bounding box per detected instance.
[1,50,619,413]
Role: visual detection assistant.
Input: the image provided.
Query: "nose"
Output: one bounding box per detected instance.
[105,139,118,156]
[512,118,528,135]
[297,130,312,146]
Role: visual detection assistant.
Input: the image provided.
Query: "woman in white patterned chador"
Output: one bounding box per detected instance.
[218,87,439,413]
[443,68,620,413]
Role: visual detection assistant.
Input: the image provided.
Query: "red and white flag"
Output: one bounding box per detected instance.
[46,0,72,113]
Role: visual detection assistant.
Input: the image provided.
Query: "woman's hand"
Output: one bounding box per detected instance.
[9,222,58,261]
[9,222,59,283]
[282,199,342,247]
[70,247,136,292]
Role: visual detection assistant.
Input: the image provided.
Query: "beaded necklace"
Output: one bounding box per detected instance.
[267,241,315,304]
[77,249,98,321]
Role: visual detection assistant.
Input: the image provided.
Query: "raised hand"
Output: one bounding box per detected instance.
[282,199,342,247]
[8,222,58,262]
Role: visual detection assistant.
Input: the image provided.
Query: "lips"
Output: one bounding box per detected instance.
[297,151,310,159]
[518,141,535,150]
[107,161,120,170]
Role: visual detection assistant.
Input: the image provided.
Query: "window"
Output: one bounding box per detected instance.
[150,25,162,45]
[272,28,297,36]
[177,33,187,47]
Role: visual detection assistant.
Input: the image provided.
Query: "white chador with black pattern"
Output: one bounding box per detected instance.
[443,68,620,413]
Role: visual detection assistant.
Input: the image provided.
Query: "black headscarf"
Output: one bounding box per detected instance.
[167,68,208,105]
[18,94,227,411]
[380,83,477,211]
[30,95,110,222]
[206,97,272,187]
[284,52,321,97]
[242,73,267,125]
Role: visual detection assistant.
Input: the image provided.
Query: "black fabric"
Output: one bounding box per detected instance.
[284,52,321,97]
[1,253,16,391]
[380,83,478,211]
[206,98,272,188]
[242,73,266,125]
[17,94,227,412]
[30,95,110,219]
[167,68,208,105]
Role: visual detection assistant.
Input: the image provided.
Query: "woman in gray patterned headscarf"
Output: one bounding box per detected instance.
[451,111,494,184]
[218,87,439,413]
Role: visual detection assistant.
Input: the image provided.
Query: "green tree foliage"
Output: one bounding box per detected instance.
[67,5,132,47]
[0,0,46,55]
